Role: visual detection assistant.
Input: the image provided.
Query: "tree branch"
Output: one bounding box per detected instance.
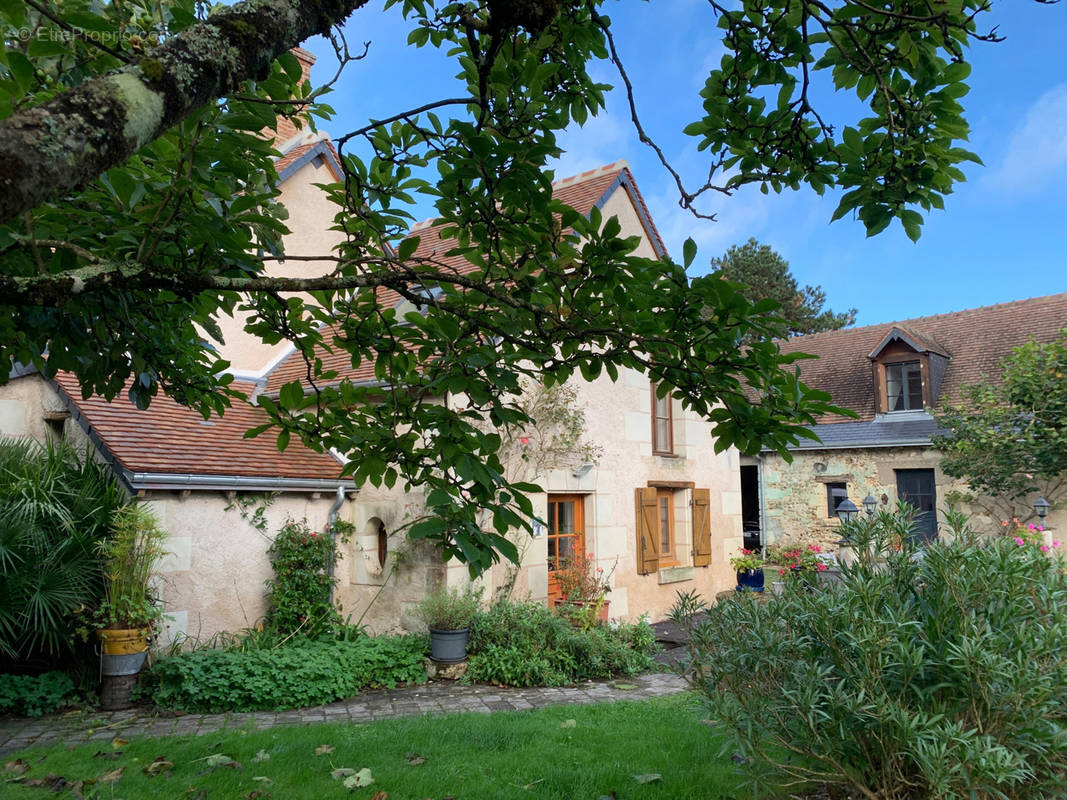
[0,0,371,224]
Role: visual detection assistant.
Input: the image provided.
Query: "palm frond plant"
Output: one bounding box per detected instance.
[0,438,128,668]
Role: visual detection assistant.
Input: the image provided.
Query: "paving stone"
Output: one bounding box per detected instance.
[0,667,690,757]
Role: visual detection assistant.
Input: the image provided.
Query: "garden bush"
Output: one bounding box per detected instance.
[144,634,428,712]
[672,513,1067,800]
[465,600,657,686]
[0,671,76,717]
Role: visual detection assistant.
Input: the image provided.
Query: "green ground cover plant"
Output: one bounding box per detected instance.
[465,600,657,686]
[0,671,75,717]
[3,695,743,799]
[143,634,428,712]
[672,510,1067,800]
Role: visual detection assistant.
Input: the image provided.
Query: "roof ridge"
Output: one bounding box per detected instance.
[550,160,628,189]
[787,292,1067,343]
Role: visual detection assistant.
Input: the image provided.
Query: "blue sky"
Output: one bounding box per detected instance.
[305,1,1066,328]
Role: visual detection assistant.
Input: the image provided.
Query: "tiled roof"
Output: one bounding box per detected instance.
[52,373,345,485]
[780,293,1067,423]
[265,161,660,393]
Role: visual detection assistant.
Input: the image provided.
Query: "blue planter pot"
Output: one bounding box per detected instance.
[735,568,765,592]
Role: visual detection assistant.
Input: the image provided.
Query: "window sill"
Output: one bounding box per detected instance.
[657,565,693,585]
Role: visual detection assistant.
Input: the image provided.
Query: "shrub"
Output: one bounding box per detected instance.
[144,634,428,712]
[0,438,128,667]
[465,600,657,687]
[264,518,345,637]
[415,585,481,630]
[672,514,1067,800]
[0,671,76,717]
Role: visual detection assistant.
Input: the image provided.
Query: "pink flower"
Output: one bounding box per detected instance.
[817,563,827,571]
[1029,523,1036,531]
[1002,521,1010,527]
[1041,546,1049,553]
[1014,537,1025,546]
[1053,541,1061,548]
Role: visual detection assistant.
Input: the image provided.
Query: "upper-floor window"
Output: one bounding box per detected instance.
[651,384,673,454]
[885,361,922,411]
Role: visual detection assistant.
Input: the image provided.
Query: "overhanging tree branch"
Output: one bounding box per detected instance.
[0,0,370,224]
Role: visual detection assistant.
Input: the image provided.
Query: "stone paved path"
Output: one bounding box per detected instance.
[0,671,687,757]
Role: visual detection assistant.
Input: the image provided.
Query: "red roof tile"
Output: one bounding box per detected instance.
[779,293,1067,422]
[52,373,344,482]
[265,161,660,392]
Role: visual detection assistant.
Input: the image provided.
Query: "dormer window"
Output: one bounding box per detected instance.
[885,361,923,411]
[868,327,951,416]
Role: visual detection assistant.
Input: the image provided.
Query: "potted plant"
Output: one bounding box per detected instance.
[553,551,615,629]
[415,585,481,663]
[92,505,169,679]
[729,547,765,592]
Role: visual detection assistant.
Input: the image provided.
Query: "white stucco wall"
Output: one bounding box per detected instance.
[210,153,347,376]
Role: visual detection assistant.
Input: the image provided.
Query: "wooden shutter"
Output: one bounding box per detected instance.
[692,488,711,567]
[635,487,660,575]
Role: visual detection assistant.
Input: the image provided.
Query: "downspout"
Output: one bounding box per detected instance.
[326,485,346,605]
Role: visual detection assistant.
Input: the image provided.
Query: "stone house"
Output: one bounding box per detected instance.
[248,159,745,628]
[0,140,746,641]
[741,293,1067,552]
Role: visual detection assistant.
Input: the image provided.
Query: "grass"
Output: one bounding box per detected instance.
[3,694,745,799]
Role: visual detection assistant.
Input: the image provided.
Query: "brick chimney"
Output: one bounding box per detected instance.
[268,47,317,147]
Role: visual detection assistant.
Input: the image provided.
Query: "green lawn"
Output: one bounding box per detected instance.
[4,695,744,799]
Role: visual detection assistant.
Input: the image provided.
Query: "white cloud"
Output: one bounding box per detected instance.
[980,83,1067,197]
[549,107,633,178]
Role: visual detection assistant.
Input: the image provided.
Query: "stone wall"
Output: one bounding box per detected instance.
[761,446,1064,550]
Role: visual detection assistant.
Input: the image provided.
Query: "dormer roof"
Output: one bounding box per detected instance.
[867,325,951,360]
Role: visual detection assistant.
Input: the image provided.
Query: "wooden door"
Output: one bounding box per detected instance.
[547,494,585,602]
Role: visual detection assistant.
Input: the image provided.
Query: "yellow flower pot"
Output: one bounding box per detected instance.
[96,628,148,655]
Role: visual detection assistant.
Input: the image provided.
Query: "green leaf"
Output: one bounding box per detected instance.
[682,237,697,269]
[396,235,420,262]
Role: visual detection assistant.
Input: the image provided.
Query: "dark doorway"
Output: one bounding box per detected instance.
[896,469,937,542]
[740,465,761,551]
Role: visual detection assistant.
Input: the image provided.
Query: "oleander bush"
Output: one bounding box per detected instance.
[672,511,1067,800]
[143,634,428,712]
[465,600,657,687]
[0,671,76,717]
